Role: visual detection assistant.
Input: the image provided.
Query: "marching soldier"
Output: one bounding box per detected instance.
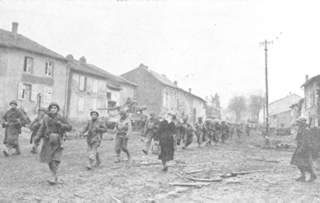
[158,114,175,172]
[194,117,205,147]
[81,111,107,170]
[29,107,47,154]
[212,121,220,144]
[2,100,28,156]
[181,118,195,149]
[220,121,229,143]
[36,103,72,185]
[114,110,132,163]
[291,117,317,182]
[142,113,159,155]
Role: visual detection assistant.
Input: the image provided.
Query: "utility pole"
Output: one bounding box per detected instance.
[260,40,273,136]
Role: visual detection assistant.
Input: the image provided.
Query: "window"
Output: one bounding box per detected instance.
[45,61,54,77]
[78,97,85,112]
[92,79,98,93]
[79,75,86,91]
[97,97,106,109]
[107,92,112,100]
[108,101,116,108]
[86,78,93,92]
[18,83,32,100]
[23,57,33,73]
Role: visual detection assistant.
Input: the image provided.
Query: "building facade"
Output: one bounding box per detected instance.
[0,22,137,122]
[122,64,206,123]
[66,56,137,122]
[0,22,68,117]
[269,93,302,129]
[302,74,320,127]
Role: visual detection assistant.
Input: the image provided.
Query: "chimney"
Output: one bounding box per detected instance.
[79,56,86,64]
[174,81,178,86]
[188,88,192,93]
[305,74,309,82]
[139,63,148,69]
[11,22,18,34]
[66,54,74,61]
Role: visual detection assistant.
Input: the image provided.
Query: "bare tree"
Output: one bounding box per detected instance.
[205,93,221,119]
[228,96,247,122]
[248,95,265,122]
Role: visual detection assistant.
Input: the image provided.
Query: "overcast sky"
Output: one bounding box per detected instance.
[1,0,319,107]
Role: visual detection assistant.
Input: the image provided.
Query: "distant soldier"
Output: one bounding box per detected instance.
[220,121,229,143]
[212,121,220,144]
[36,103,72,185]
[19,106,31,127]
[29,107,47,154]
[81,111,107,170]
[203,120,212,145]
[142,113,159,155]
[114,110,132,163]
[2,100,28,156]
[182,118,195,149]
[235,124,242,139]
[175,118,183,146]
[158,115,175,172]
[194,117,205,147]
[245,123,251,136]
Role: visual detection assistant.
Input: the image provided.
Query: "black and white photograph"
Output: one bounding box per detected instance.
[1,0,320,202]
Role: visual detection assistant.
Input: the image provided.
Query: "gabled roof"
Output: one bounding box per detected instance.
[68,58,137,87]
[301,75,320,88]
[124,64,206,103]
[269,93,302,115]
[0,28,65,61]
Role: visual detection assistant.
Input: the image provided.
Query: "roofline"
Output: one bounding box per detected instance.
[163,84,207,103]
[301,74,320,88]
[269,93,302,106]
[69,61,137,87]
[142,68,206,103]
[0,44,67,62]
[118,79,138,87]
[70,68,108,80]
[123,64,205,102]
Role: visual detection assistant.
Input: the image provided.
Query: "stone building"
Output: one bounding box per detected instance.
[0,22,137,121]
[301,74,320,127]
[66,56,137,122]
[0,22,68,117]
[122,64,206,123]
[269,93,302,129]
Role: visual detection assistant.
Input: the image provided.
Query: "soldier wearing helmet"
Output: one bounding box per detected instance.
[114,110,132,163]
[36,103,72,185]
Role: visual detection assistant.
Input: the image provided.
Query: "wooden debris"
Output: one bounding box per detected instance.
[169,182,210,188]
[111,195,122,203]
[185,176,223,183]
[184,169,206,174]
[248,158,280,163]
[230,169,271,176]
[134,162,161,167]
[176,172,222,183]
[74,193,85,198]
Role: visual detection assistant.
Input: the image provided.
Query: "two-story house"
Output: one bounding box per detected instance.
[66,55,137,121]
[268,93,302,129]
[301,74,320,127]
[0,22,68,117]
[122,64,206,123]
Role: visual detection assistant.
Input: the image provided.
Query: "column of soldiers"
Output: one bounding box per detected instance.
[5,100,316,185]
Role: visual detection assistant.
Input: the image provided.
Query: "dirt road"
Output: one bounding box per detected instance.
[1,129,320,202]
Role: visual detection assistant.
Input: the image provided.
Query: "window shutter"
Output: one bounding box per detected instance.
[31,84,38,102]
[78,97,84,112]
[17,82,23,100]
